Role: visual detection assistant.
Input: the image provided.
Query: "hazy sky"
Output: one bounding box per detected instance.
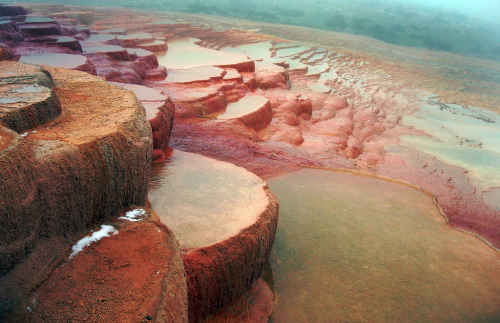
[396,0,500,24]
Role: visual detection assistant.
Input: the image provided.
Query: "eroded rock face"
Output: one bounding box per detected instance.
[149,150,279,322]
[0,62,152,317]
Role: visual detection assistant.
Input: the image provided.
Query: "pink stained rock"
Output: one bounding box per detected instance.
[145,65,167,81]
[83,44,129,61]
[161,86,228,118]
[138,39,168,52]
[118,32,155,47]
[19,22,63,37]
[25,35,82,52]
[149,149,279,322]
[254,61,289,89]
[0,20,23,43]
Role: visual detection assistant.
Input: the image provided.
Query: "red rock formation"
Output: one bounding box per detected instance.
[28,209,188,322]
[217,95,272,131]
[183,189,278,322]
[254,61,289,89]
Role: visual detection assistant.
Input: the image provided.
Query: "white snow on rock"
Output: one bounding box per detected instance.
[118,208,147,222]
[68,225,118,259]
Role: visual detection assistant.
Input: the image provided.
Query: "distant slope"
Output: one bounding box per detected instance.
[19,0,500,61]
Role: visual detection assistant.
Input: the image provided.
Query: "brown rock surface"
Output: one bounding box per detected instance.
[0,63,152,318]
[28,209,188,323]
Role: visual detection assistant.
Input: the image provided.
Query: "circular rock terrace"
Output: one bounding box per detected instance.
[149,150,279,322]
[0,61,152,317]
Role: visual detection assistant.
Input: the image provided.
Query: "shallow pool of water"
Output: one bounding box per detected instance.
[217,95,269,120]
[268,168,500,322]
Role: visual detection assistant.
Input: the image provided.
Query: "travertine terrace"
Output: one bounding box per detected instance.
[0,61,153,318]
[150,150,278,321]
[0,2,499,322]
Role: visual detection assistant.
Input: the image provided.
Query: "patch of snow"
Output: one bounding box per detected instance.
[21,132,29,137]
[118,208,146,222]
[69,225,118,259]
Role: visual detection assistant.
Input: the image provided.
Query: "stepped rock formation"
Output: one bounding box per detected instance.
[149,150,279,322]
[0,61,152,317]
[1,6,282,321]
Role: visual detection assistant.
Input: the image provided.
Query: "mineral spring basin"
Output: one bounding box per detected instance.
[267,168,500,322]
[217,95,269,120]
[148,149,269,249]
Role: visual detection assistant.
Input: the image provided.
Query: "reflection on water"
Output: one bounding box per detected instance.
[268,168,500,322]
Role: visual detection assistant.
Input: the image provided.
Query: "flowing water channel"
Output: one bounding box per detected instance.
[267,168,500,322]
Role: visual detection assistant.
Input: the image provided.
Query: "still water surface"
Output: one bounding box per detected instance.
[268,168,500,322]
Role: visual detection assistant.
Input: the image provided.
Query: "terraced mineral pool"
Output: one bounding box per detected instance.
[156,37,251,70]
[164,66,225,83]
[20,53,87,69]
[217,95,269,120]
[268,168,500,322]
[149,150,268,249]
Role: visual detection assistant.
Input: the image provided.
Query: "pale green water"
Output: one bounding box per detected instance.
[268,168,500,322]
[402,100,500,209]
